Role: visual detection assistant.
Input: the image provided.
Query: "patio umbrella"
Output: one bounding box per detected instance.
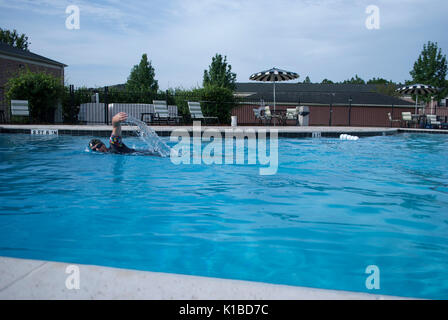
[395,84,438,114]
[249,67,299,113]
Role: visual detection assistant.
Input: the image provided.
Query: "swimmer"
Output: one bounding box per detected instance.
[88,112,139,154]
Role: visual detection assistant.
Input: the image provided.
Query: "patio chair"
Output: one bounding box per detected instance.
[426,114,441,129]
[285,107,299,126]
[152,100,171,124]
[263,106,273,125]
[253,107,265,125]
[387,112,401,127]
[187,101,218,125]
[441,116,448,129]
[263,106,284,125]
[402,112,416,128]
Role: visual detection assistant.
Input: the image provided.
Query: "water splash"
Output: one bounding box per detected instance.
[124,115,171,157]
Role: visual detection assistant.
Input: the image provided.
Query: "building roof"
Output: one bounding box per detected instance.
[235,82,414,107]
[237,82,381,93]
[0,42,67,67]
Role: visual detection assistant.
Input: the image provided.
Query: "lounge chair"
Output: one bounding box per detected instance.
[426,115,441,129]
[152,100,172,124]
[402,112,416,128]
[387,112,401,127]
[11,100,29,122]
[187,101,218,124]
[168,105,183,124]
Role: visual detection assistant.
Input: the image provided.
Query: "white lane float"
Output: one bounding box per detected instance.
[339,134,359,141]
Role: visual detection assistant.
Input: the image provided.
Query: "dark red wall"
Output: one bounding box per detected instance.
[232,104,415,127]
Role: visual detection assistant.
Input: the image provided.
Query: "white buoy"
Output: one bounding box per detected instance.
[339,134,359,141]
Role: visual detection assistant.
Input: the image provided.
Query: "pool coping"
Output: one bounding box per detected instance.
[1,124,447,138]
[0,256,414,300]
[0,124,402,138]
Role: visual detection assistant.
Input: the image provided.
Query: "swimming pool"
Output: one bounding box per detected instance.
[0,132,447,299]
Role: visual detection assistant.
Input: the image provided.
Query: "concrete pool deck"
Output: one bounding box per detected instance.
[1,124,447,138]
[0,256,411,300]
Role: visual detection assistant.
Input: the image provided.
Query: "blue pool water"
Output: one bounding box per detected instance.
[0,132,447,299]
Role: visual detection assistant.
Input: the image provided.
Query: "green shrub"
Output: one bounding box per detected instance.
[61,86,91,123]
[200,85,236,124]
[171,87,201,122]
[6,71,63,123]
[171,86,236,124]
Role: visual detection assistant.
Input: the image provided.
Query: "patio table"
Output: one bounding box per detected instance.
[140,112,154,123]
[411,114,427,128]
[271,110,287,126]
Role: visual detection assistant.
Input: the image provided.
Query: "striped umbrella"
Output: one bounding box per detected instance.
[249,67,299,114]
[396,84,438,114]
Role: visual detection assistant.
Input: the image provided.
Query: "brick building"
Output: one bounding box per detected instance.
[0,42,66,121]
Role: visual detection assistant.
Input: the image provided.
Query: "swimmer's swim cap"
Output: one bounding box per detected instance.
[89,139,103,150]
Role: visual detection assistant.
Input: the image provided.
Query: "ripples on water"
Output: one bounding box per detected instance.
[0,133,447,298]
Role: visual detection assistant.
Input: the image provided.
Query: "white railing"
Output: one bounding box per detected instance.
[78,103,180,124]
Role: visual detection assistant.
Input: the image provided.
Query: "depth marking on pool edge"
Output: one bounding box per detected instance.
[31,129,58,135]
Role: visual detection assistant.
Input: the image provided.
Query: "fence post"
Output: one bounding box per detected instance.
[348,96,352,126]
[69,85,75,123]
[391,104,394,127]
[329,93,334,126]
[104,86,109,125]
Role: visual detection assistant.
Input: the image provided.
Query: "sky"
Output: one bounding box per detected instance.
[1,0,447,90]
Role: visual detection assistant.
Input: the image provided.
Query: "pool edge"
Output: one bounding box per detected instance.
[0,124,403,138]
[0,256,416,300]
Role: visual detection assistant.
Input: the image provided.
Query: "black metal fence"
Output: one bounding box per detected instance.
[2,85,316,125]
[67,86,182,125]
[0,87,8,123]
[1,85,212,125]
[1,84,424,127]
[63,86,241,125]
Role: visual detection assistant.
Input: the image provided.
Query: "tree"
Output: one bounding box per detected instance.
[0,28,30,50]
[410,41,447,101]
[366,78,400,97]
[302,76,311,84]
[203,54,236,90]
[6,71,63,123]
[367,77,390,85]
[321,79,334,84]
[342,74,365,84]
[126,53,158,93]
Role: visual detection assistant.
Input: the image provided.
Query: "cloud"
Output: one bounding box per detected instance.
[0,0,129,31]
[1,0,447,88]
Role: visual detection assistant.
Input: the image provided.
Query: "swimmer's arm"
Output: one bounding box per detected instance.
[112,112,128,137]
